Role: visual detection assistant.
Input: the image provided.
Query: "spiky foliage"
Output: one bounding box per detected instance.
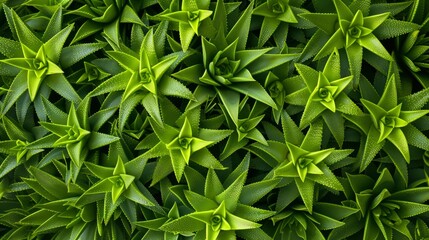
[0,1,428,240]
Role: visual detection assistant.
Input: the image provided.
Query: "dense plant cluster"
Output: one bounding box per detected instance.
[1,0,429,239]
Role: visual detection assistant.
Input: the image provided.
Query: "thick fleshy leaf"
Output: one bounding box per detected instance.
[228,82,277,109]
[9,7,43,51]
[308,164,343,191]
[257,17,281,47]
[386,129,410,163]
[185,190,218,212]
[87,132,120,150]
[216,87,239,124]
[61,43,107,68]
[296,179,315,213]
[226,212,261,230]
[28,166,70,199]
[240,179,280,205]
[44,24,73,63]
[205,168,224,200]
[216,171,247,211]
[333,0,354,21]
[373,19,420,40]
[170,149,187,182]
[226,1,253,50]
[159,76,194,100]
[315,29,345,60]
[281,110,305,145]
[360,126,384,172]
[247,53,299,75]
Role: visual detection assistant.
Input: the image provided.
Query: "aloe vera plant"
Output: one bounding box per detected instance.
[0,0,429,240]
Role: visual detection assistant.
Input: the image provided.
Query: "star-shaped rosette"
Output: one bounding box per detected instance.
[76,156,156,206]
[284,50,361,146]
[189,201,261,240]
[160,156,276,239]
[139,109,232,182]
[159,0,212,51]
[331,168,429,240]
[361,99,409,144]
[0,6,106,115]
[276,142,334,182]
[271,203,358,240]
[39,99,120,178]
[298,54,354,123]
[106,31,177,100]
[173,37,298,124]
[300,0,411,87]
[67,0,144,45]
[166,118,213,164]
[344,61,429,175]
[40,104,90,167]
[0,8,70,102]
[303,0,392,61]
[89,29,194,126]
[271,111,349,213]
[76,61,111,83]
[253,0,299,46]
[253,0,297,23]
[0,117,47,163]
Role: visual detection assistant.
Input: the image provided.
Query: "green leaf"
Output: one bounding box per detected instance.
[120,4,144,25]
[28,166,69,199]
[185,190,218,212]
[257,17,281,47]
[301,13,338,34]
[363,214,381,240]
[159,76,194,100]
[1,71,28,114]
[204,168,224,200]
[346,43,363,88]
[87,132,120,150]
[70,21,103,45]
[160,215,206,233]
[123,184,155,206]
[228,82,277,109]
[226,1,253,50]
[89,71,131,97]
[184,166,205,193]
[41,97,67,123]
[61,43,107,68]
[295,179,314,213]
[360,126,384,172]
[315,29,344,60]
[401,87,429,111]
[0,155,20,178]
[44,24,73,63]
[301,120,323,151]
[45,75,81,105]
[216,171,247,212]
[373,19,420,40]
[0,36,21,58]
[402,125,429,150]
[383,142,408,184]
[386,129,410,163]
[216,87,240,124]
[226,212,261,230]
[308,164,343,191]
[392,200,429,218]
[314,202,359,220]
[9,7,43,51]
[247,53,299,75]
[240,179,280,205]
[359,34,393,61]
